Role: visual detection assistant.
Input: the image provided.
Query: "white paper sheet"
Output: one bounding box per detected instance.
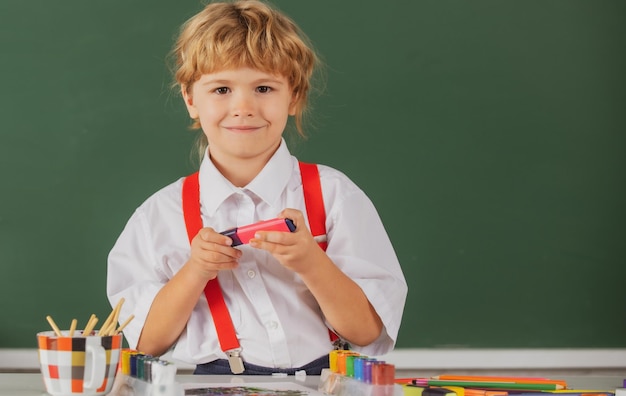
[182,381,326,395]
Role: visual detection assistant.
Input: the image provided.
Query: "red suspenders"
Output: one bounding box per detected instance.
[181,161,337,373]
[299,163,339,344]
[299,162,328,251]
[182,171,244,372]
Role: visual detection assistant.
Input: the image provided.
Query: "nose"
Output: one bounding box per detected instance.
[231,91,254,117]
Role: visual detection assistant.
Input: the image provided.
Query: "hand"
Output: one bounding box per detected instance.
[249,209,323,274]
[187,227,242,280]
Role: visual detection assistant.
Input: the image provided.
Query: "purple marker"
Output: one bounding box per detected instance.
[363,358,379,384]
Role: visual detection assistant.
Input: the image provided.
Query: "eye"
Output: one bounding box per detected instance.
[256,86,272,93]
[214,87,229,95]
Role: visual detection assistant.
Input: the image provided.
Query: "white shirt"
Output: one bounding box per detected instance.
[107,140,407,368]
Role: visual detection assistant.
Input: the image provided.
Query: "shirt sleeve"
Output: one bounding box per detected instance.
[106,206,167,350]
[321,169,408,356]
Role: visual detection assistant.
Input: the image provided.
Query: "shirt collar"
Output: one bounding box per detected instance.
[198,139,294,216]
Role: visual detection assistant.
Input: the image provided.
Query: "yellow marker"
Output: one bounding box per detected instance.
[443,386,465,396]
[404,385,426,396]
[121,349,138,375]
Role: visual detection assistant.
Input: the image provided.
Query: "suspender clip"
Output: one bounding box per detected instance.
[332,338,351,351]
[226,349,244,374]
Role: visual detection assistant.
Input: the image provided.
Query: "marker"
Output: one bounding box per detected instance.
[421,388,457,396]
[443,386,466,396]
[129,353,139,377]
[371,362,394,386]
[121,349,137,375]
[404,386,427,396]
[220,218,296,246]
[329,350,340,373]
[336,351,357,375]
[136,354,147,380]
[363,358,376,384]
[354,356,367,381]
[346,354,357,377]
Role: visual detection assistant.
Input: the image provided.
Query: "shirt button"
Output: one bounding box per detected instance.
[268,321,278,330]
[247,270,256,278]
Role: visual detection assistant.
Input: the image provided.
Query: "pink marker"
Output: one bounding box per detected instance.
[220,218,296,246]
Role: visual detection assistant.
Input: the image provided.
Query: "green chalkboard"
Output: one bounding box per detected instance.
[1,1,625,349]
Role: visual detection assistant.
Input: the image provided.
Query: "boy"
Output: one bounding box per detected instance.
[107,0,407,375]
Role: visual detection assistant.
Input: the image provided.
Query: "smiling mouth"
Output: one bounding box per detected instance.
[224,126,262,132]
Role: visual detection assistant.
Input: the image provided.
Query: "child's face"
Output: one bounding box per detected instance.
[183,67,296,168]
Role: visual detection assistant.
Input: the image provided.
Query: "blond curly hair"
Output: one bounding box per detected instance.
[170,0,319,159]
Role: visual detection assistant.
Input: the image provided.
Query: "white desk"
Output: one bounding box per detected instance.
[0,373,623,396]
[0,373,321,395]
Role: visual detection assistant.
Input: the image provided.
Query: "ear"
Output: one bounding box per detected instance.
[181,85,199,119]
[288,93,298,116]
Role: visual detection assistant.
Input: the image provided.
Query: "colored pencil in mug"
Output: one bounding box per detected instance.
[45,315,62,337]
[68,319,77,337]
[82,314,98,336]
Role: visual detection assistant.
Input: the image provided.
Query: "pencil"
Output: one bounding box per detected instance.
[434,376,567,387]
[104,320,119,336]
[115,314,135,334]
[100,298,125,336]
[99,306,115,334]
[434,376,550,381]
[106,300,124,335]
[464,389,509,396]
[98,314,112,335]
[68,319,77,337]
[45,315,62,337]
[83,314,98,336]
[412,380,564,391]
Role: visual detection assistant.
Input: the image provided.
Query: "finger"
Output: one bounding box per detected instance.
[249,237,282,254]
[194,231,240,257]
[197,239,243,260]
[191,256,239,278]
[196,248,240,264]
[253,229,294,245]
[212,259,239,270]
[198,227,233,246]
[278,209,305,230]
